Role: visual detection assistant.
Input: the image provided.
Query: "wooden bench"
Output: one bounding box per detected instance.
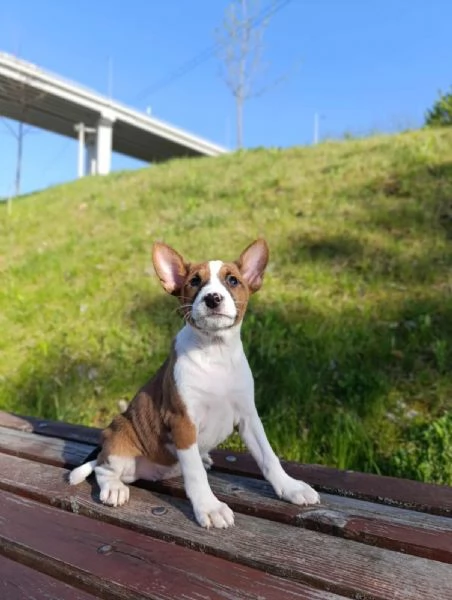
[0,410,451,600]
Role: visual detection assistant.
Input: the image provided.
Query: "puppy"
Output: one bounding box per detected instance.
[69,239,320,528]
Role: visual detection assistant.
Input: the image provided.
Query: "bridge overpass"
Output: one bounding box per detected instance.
[0,52,227,176]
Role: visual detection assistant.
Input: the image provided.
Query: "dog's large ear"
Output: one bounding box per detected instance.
[236,238,269,293]
[152,242,189,295]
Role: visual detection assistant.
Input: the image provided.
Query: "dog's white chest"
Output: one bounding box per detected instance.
[174,326,253,452]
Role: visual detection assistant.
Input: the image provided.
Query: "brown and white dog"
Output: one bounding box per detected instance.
[69,239,320,528]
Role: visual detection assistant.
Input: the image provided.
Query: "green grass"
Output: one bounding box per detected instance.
[1,127,452,484]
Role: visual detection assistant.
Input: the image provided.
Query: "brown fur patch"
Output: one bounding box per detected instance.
[235,238,269,293]
[97,343,196,466]
[177,262,211,320]
[169,414,197,450]
[218,262,250,325]
[152,243,188,295]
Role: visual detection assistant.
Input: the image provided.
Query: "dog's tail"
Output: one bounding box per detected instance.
[68,460,97,485]
[118,399,129,413]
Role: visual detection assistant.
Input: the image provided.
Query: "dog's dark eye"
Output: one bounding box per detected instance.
[226,274,239,287]
[189,274,202,287]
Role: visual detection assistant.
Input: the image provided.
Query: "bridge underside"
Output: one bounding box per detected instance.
[0,75,210,164]
[0,46,229,181]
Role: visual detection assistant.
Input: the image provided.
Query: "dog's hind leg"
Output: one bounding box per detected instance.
[94,455,137,507]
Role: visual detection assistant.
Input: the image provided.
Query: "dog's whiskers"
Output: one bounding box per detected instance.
[175,305,192,315]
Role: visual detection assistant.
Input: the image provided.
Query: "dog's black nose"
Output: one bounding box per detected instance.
[204,292,223,309]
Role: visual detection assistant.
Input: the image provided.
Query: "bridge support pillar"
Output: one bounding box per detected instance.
[75,123,96,177]
[75,123,85,178]
[95,114,114,175]
[74,111,115,177]
[85,134,97,176]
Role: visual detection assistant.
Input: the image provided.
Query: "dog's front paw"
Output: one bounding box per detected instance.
[193,498,235,529]
[99,480,130,507]
[276,476,320,506]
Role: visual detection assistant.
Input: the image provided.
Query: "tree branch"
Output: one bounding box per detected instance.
[215,0,294,147]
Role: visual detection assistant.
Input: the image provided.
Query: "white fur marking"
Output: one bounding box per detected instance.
[191,260,237,331]
[239,412,320,505]
[94,455,136,507]
[174,323,252,454]
[178,444,234,528]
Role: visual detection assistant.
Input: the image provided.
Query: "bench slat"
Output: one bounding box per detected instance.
[212,450,452,516]
[0,411,100,445]
[0,453,451,600]
[0,489,345,600]
[1,426,451,564]
[0,425,94,468]
[1,410,451,515]
[147,475,452,564]
[0,554,101,599]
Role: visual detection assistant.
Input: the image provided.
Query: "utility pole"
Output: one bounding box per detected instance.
[313,112,319,145]
[15,122,24,195]
[1,112,32,197]
[225,116,232,149]
[0,50,45,196]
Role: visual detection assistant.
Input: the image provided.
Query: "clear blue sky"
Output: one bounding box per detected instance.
[1,0,451,197]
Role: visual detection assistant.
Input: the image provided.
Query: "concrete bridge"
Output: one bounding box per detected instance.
[0,52,227,177]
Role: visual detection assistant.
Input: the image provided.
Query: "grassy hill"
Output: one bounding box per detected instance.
[1,128,452,484]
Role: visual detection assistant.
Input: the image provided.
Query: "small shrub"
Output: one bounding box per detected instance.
[388,414,452,485]
[425,88,452,128]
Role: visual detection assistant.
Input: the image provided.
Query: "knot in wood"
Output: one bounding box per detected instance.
[151,506,167,516]
[97,544,114,555]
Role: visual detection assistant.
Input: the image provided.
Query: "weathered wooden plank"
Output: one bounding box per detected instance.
[0,412,38,433]
[148,470,452,529]
[1,426,451,563]
[153,475,452,564]
[0,554,101,600]
[316,493,452,532]
[212,450,452,516]
[0,426,94,469]
[0,490,345,600]
[1,454,451,600]
[339,517,452,564]
[2,411,452,516]
[0,411,100,445]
